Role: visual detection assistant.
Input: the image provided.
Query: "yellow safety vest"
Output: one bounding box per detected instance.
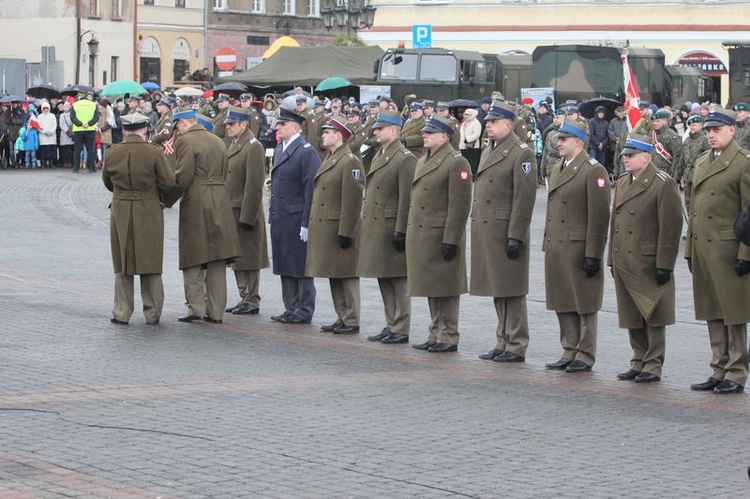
[72,99,97,132]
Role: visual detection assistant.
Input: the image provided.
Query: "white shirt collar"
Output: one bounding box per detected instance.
[282,132,301,151]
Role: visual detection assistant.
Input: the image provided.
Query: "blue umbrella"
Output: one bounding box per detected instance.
[141,81,160,92]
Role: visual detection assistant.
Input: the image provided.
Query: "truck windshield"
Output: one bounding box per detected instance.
[380,53,418,80]
[420,54,458,82]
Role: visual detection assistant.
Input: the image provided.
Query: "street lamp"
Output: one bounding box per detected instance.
[87,34,99,87]
[320,0,376,34]
[75,30,99,85]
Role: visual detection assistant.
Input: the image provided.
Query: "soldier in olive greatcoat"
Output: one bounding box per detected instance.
[163,108,241,324]
[407,116,472,353]
[543,119,611,373]
[102,113,175,325]
[687,109,750,395]
[608,134,683,383]
[223,107,270,316]
[306,116,365,334]
[650,108,683,177]
[471,102,537,363]
[212,93,231,139]
[674,115,710,214]
[400,102,426,158]
[357,110,416,344]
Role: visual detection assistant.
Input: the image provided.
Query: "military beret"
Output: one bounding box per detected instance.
[555,118,588,141]
[734,102,750,112]
[553,108,567,116]
[652,108,671,120]
[703,108,737,129]
[686,115,703,126]
[321,116,352,139]
[485,101,516,121]
[121,112,150,130]
[621,133,653,155]
[421,116,455,135]
[224,106,250,124]
[522,97,534,105]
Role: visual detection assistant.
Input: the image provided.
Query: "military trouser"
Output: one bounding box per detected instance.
[113,273,163,324]
[377,276,410,335]
[233,269,261,308]
[628,324,666,377]
[556,311,598,366]
[183,260,227,321]
[684,181,693,215]
[427,296,460,346]
[708,320,748,386]
[494,296,529,357]
[329,277,360,327]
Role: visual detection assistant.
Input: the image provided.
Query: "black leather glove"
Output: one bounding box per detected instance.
[392,232,406,252]
[655,268,671,285]
[239,222,254,231]
[506,238,522,260]
[338,235,353,249]
[583,257,601,278]
[441,243,458,261]
[686,258,693,274]
[735,259,750,276]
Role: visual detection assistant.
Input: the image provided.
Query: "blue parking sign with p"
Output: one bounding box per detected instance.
[413,25,432,48]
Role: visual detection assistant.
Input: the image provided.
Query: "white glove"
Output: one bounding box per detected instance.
[299,227,308,242]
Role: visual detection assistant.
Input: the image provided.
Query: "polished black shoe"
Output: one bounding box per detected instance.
[690,377,722,391]
[110,317,128,325]
[280,314,310,324]
[493,351,525,363]
[565,360,592,373]
[713,380,744,394]
[271,311,291,322]
[320,320,343,332]
[634,372,661,383]
[367,329,391,342]
[333,325,360,334]
[616,369,640,381]
[545,358,572,370]
[178,315,202,323]
[232,303,259,315]
[479,349,504,361]
[203,316,223,324]
[412,341,436,351]
[382,333,409,344]
[428,343,457,353]
[225,301,243,313]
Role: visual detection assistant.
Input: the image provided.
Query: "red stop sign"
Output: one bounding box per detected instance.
[216,46,237,71]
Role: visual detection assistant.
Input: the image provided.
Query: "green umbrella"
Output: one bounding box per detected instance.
[101,79,147,97]
[315,77,352,92]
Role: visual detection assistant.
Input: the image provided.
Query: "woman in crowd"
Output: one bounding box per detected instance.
[22,105,41,169]
[97,99,115,164]
[459,108,482,177]
[37,101,58,167]
[58,101,75,169]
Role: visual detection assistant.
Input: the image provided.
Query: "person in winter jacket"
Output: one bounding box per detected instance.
[37,101,57,167]
[22,106,41,168]
[587,106,610,169]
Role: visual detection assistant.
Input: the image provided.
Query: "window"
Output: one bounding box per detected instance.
[89,0,100,17]
[252,0,265,13]
[379,53,418,81]
[282,0,295,15]
[307,0,319,17]
[111,56,119,82]
[176,0,186,6]
[213,0,227,10]
[420,54,457,82]
[112,0,122,18]
[247,35,270,45]
[144,0,154,5]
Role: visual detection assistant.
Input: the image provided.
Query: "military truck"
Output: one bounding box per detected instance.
[665,65,715,105]
[724,42,750,105]
[374,47,531,106]
[532,44,671,107]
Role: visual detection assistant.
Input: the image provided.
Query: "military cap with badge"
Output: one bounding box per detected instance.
[121,112,151,131]
[702,108,737,129]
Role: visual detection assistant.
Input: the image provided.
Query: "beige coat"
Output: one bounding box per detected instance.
[305,145,365,278]
[226,129,270,271]
[406,142,472,297]
[357,139,416,278]
[470,133,537,297]
[163,123,241,269]
[102,135,176,275]
[543,151,611,313]
[608,164,683,328]
[686,139,750,324]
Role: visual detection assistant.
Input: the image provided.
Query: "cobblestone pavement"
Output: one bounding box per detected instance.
[0,170,748,498]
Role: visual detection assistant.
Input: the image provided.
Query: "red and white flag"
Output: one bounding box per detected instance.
[621,51,642,131]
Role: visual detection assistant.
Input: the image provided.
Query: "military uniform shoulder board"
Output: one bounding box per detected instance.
[303,143,312,148]
[249,138,258,145]
[588,157,598,165]
[655,170,670,181]
[453,152,463,158]
[347,152,355,159]
[403,150,414,157]
[519,142,529,149]
[697,150,711,159]
[617,172,630,179]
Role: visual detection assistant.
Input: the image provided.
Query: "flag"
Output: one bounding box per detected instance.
[621,51,642,131]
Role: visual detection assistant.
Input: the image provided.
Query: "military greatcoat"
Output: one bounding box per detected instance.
[470,133,537,297]
[163,123,240,270]
[306,145,365,278]
[268,136,320,277]
[400,115,426,157]
[357,139,416,278]
[102,135,176,275]
[225,128,270,271]
[543,151,611,313]
[608,164,683,328]
[213,107,228,139]
[686,140,750,325]
[406,142,472,297]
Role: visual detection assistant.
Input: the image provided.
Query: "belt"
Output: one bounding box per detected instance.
[197,176,226,186]
[114,190,158,201]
